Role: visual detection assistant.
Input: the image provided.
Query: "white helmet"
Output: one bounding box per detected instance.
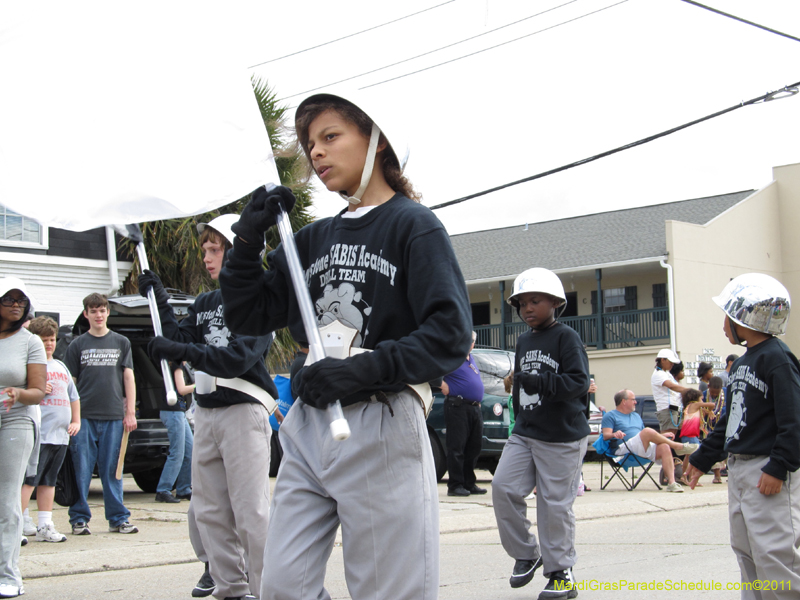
[713,273,791,336]
[295,92,408,205]
[508,268,566,308]
[197,214,239,247]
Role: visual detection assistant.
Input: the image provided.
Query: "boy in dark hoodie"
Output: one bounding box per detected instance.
[686,273,800,597]
[492,267,589,600]
[139,214,276,600]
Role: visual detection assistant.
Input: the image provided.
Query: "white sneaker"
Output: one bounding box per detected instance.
[0,582,23,597]
[108,521,138,534]
[666,482,684,493]
[22,517,37,537]
[675,442,699,456]
[36,523,67,543]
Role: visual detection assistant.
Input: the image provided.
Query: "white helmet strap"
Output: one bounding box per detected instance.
[341,123,381,205]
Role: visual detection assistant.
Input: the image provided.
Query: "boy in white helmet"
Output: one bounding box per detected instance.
[685,274,800,597]
[138,215,276,600]
[492,267,590,600]
[219,93,472,600]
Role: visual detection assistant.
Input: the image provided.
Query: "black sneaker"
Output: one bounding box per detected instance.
[510,556,542,588]
[155,491,180,504]
[447,486,470,497]
[71,522,91,535]
[539,567,578,599]
[192,563,215,598]
[176,491,192,500]
[468,485,488,495]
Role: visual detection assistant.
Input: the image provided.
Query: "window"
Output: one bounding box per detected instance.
[0,204,47,248]
[603,287,626,313]
[653,283,668,322]
[591,287,638,314]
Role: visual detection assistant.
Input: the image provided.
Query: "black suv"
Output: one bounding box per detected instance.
[55,293,196,493]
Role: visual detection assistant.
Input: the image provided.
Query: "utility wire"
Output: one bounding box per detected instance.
[679,0,800,44]
[360,0,629,90]
[279,0,581,100]
[429,81,800,211]
[248,1,456,68]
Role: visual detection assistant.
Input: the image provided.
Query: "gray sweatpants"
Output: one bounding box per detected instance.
[188,498,246,572]
[492,434,587,575]
[727,454,800,600]
[0,418,34,590]
[261,390,439,600]
[192,403,271,599]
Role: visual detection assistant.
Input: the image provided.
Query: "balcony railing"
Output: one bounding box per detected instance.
[475,307,670,351]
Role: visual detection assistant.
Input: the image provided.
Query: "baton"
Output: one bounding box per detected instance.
[135,243,179,406]
[270,187,350,441]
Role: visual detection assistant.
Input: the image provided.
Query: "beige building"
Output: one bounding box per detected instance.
[450,162,800,402]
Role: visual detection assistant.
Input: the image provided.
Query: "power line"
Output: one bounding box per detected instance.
[360,0,629,90]
[279,0,581,100]
[248,1,456,69]
[429,81,800,211]
[679,0,800,44]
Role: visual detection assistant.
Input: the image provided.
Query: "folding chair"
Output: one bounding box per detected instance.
[592,437,661,491]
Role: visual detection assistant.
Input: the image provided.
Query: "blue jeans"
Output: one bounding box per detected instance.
[157,410,193,495]
[69,418,130,527]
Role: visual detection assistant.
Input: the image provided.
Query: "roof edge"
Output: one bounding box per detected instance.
[450,190,755,239]
[465,256,668,285]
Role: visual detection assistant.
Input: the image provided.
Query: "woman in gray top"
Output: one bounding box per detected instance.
[0,277,46,599]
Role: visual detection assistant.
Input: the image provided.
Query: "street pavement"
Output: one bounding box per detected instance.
[20,461,743,599]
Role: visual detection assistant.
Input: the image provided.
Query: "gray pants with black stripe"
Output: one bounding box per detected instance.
[727,454,800,599]
[492,434,587,575]
[261,389,439,600]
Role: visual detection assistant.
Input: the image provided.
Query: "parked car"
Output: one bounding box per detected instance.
[635,395,661,432]
[55,293,196,493]
[584,400,604,457]
[426,348,514,481]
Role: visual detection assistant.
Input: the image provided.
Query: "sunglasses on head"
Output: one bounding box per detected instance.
[0,295,29,307]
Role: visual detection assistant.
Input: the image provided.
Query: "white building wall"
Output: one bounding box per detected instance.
[0,252,133,326]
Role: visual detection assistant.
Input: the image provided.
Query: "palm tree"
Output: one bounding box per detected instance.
[121,77,314,370]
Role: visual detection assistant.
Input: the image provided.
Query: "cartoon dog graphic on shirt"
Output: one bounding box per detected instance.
[204,324,231,348]
[315,283,372,347]
[519,369,541,411]
[725,389,747,442]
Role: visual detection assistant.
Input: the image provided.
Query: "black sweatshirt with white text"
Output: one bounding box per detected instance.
[219,193,472,406]
[155,289,276,409]
[689,336,800,480]
[512,322,591,442]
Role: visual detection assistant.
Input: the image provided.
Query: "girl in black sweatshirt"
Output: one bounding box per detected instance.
[220,93,471,600]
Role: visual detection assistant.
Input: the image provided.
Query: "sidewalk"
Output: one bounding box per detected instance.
[19,461,728,580]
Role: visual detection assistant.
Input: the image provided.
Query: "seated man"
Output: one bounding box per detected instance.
[601,389,698,493]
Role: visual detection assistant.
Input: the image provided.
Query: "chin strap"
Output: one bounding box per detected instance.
[728,317,747,346]
[340,124,381,205]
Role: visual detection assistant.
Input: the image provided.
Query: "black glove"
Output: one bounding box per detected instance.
[138,269,169,305]
[514,371,541,396]
[293,357,370,409]
[230,185,297,245]
[148,337,189,363]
